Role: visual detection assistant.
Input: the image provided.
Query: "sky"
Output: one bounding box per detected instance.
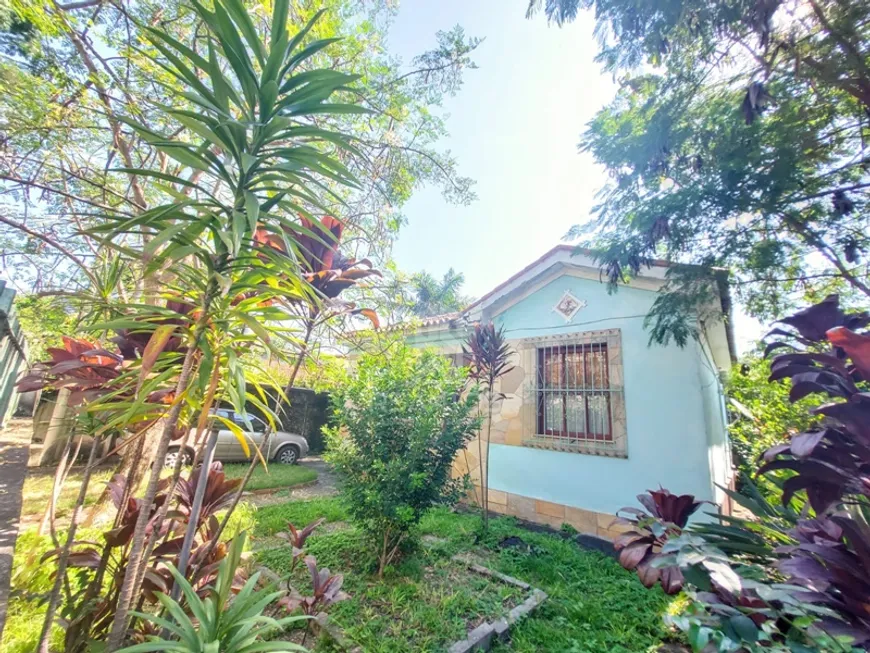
[387,0,613,295]
[386,0,763,351]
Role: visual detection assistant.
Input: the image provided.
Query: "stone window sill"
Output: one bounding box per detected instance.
[522,436,627,459]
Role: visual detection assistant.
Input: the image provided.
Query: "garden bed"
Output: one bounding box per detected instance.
[254,498,685,652]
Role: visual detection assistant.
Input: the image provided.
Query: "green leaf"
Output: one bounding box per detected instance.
[155,143,212,173]
[259,80,279,120]
[244,191,260,232]
[214,414,251,458]
[218,0,266,65]
[729,615,759,643]
[270,0,289,50]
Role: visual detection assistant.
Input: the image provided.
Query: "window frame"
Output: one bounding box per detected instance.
[535,343,613,442]
[517,328,627,458]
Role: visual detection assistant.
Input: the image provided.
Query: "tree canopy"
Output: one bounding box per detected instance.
[0,0,479,301]
[410,267,471,317]
[528,0,870,345]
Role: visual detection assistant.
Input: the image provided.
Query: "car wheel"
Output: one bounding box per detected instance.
[276,445,299,465]
[165,448,192,468]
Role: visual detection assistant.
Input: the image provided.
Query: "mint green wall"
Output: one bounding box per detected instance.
[479,274,724,516]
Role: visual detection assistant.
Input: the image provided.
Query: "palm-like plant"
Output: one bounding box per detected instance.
[411,268,469,317]
[64,0,369,646]
[463,322,514,530]
[120,534,307,653]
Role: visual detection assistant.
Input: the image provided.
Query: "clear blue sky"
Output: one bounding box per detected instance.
[386,0,762,350]
[387,0,613,298]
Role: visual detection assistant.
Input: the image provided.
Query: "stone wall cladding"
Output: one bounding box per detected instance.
[451,329,630,537]
[466,485,631,540]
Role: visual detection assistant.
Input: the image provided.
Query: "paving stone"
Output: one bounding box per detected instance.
[466,561,530,590]
[448,623,495,653]
[492,618,510,641]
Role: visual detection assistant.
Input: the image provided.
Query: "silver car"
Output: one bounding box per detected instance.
[164,408,309,467]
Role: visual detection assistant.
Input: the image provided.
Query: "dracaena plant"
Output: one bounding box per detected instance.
[278,555,348,647]
[43,467,243,653]
[276,518,324,572]
[73,0,370,645]
[279,555,349,617]
[463,322,514,530]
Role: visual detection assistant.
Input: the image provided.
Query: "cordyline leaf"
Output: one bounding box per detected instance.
[139,325,177,381]
[352,308,379,328]
[618,540,653,570]
[777,294,864,342]
[790,430,826,458]
[827,327,870,381]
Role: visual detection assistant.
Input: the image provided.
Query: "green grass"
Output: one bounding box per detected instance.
[254,496,350,535]
[222,462,318,492]
[3,528,99,653]
[20,466,116,523]
[258,528,526,652]
[254,498,682,652]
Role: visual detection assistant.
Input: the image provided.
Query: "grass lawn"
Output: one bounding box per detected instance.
[222,462,318,492]
[255,498,683,652]
[20,466,116,524]
[17,458,314,526]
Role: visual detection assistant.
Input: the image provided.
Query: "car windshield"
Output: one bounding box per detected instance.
[210,410,266,432]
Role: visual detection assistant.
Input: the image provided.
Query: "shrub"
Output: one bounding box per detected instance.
[726,354,824,498]
[324,345,480,576]
[613,295,870,651]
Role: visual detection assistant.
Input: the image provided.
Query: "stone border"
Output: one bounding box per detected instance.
[298,556,547,653]
[446,555,547,653]
[243,478,319,496]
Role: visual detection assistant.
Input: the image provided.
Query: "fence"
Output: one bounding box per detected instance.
[0,282,27,428]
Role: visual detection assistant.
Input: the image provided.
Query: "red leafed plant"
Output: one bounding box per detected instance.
[612,488,707,594]
[174,462,242,529]
[609,296,870,649]
[279,555,349,617]
[17,336,123,405]
[255,215,381,327]
[276,518,325,572]
[44,467,244,652]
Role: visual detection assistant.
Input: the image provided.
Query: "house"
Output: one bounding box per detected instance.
[405,245,735,539]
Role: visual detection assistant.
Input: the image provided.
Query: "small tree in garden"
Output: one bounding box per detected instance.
[611,295,870,651]
[463,322,513,530]
[18,0,369,647]
[325,346,480,577]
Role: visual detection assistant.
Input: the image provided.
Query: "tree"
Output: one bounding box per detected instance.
[15,0,368,647]
[324,346,479,577]
[1,0,480,537]
[726,353,825,499]
[0,0,479,342]
[410,268,471,317]
[527,0,870,343]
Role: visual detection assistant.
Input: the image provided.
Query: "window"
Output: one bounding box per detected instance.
[517,329,626,457]
[537,343,612,441]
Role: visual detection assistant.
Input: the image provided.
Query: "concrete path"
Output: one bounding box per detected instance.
[0,419,31,642]
[248,456,338,507]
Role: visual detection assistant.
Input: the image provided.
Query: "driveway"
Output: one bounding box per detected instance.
[0,419,30,642]
[249,455,338,507]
